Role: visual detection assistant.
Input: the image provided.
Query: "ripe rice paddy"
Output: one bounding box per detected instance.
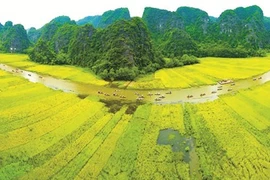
[1,54,270,179]
[128,56,270,89]
[0,54,108,86]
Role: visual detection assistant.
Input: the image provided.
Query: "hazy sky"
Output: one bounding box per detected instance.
[1,0,269,29]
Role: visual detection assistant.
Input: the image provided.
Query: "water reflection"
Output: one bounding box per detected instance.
[1,63,270,104]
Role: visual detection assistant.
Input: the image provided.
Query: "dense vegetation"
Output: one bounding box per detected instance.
[29,17,169,80]
[143,5,269,58]
[1,5,270,80]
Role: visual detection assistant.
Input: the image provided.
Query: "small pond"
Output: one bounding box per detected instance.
[157,128,200,178]
[157,128,195,163]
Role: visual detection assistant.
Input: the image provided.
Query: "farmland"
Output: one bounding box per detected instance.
[1,61,270,179]
[128,56,270,89]
[0,54,108,86]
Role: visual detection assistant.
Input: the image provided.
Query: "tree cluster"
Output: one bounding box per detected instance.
[29,17,165,81]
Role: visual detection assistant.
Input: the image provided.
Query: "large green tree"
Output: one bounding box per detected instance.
[28,39,56,64]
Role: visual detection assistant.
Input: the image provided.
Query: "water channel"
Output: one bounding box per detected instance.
[1,63,270,104]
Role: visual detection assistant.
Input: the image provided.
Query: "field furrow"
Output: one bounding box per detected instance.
[98,104,151,179]
[0,106,107,178]
[74,114,131,179]
[0,98,100,151]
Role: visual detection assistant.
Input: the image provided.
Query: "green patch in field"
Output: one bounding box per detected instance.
[100,99,143,114]
[77,94,88,99]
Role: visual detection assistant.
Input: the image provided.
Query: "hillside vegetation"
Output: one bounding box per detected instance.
[0,21,30,53]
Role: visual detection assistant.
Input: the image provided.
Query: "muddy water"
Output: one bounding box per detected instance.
[1,63,270,104]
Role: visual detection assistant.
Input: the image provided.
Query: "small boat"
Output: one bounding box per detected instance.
[159,95,165,99]
[219,79,234,85]
[166,91,172,94]
[187,95,193,98]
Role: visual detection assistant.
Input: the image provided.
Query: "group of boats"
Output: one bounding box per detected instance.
[97,90,173,102]
[187,79,236,99]
[9,66,44,79]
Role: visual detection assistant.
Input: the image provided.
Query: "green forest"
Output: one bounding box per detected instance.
[0,5,269,80]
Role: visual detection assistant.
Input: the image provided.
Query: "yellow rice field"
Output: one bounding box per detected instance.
[0,54,108,86]
[128,56,270,89]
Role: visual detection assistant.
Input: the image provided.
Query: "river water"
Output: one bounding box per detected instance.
[1,63,270,104]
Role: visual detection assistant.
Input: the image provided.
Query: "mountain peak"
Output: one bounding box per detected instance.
[76,7,131,28]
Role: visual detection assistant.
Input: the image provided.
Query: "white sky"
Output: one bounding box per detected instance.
[0,0,269,29]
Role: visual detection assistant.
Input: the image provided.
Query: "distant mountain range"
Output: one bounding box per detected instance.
[1,5,270,80]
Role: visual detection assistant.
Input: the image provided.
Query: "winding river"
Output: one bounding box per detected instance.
[1,63,270,104]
